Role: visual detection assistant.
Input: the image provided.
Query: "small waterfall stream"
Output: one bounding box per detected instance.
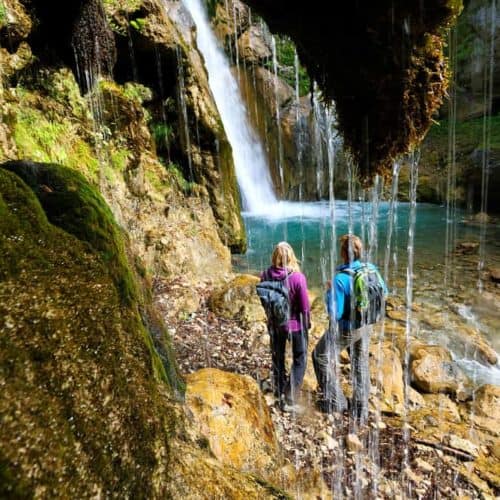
[180,0,277,212]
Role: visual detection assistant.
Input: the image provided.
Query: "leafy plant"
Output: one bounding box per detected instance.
[130,17,147,32]
[151,122,175,153]
[265,35,311,96]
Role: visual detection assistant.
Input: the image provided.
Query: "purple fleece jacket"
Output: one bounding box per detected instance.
[260,266,311,333]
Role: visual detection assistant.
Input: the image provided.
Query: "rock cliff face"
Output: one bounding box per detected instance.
[1,0,246,256]
[408,0,500,212]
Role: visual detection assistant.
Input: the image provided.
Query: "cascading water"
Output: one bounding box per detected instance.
[174,1,500,496]
[180,0,277,212]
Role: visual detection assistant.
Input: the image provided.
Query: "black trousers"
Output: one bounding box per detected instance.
[269,327,308,401]
[312,323,371,422]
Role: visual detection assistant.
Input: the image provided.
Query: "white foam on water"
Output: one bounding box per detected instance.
[456,358,500,386]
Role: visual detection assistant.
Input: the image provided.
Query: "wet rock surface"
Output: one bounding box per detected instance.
[157,273,499,498]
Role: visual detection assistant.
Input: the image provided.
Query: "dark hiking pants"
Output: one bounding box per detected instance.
[312,323,371,422]
[270,327,308,402]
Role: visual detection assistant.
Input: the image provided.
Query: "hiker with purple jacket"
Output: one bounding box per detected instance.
[259,242,311,409]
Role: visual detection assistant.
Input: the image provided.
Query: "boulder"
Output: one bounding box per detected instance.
[410,345,470,395]
[237,25,271,62]
[208,274,266,324]
[185,368,279,478]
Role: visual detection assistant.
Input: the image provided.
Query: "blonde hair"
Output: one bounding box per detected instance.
[271,241,301,272]
[340,234,363,263]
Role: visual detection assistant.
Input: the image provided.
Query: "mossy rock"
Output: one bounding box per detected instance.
[2,160,136,304]
[0,166,183,495]
[0,161,291,498]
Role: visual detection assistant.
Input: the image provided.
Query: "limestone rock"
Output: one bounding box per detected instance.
[410,344,470,395]
[422,394,461,422]
[407,386,426,408]
[238,25,271,62]
[414,458,434,473]
[208,274,266,324]
[443,435,479,459]
[469,384,500,436]
[186,368,279,479]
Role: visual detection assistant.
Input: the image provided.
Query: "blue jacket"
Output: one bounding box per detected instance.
[326,260,387,331]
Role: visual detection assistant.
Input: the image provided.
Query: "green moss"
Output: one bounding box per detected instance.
[110,148,130,171]
[167,162,196,195]
[0,166,185,495]
[145,168,167,191]
[0,457,31,499]
[0,2,7,28]
[130,17,147,32]
[2,161,184,391]
[13,107,99,182]
[2,161,137,305]
[122,82,153,104]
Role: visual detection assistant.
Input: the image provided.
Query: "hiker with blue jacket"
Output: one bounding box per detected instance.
[258,242,311,409]
[312,234,387,422]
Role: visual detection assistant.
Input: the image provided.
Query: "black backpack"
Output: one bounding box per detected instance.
[256,270,292,329]
[341,264,386,328]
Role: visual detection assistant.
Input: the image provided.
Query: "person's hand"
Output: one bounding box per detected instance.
[325,279,332,290]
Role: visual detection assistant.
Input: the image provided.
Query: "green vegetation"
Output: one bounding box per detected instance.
[204,0,219,19]
[151,122,175,153]
[110,147,130,171]
[0,166,184,495]
[266,35,310,96]
[0,1,7,28]
[101,0,143,14]
[130,17,147,32]
[122,82,152,103]
[167,162,196,195]
[2,162,137,305]
[427,114,500,150]
[13,106,100,182]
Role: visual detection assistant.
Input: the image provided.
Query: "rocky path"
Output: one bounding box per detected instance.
[154,277,491,499]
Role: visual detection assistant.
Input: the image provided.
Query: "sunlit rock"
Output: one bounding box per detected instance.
[237,25,271,62]
[185,368,282,480]
[208,274,265,325]
[410,344,470,395]
[469,384,500,436]
[444,435,480,458]
[346,433,363,452]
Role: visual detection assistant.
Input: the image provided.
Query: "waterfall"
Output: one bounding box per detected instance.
[180,0,277,213]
